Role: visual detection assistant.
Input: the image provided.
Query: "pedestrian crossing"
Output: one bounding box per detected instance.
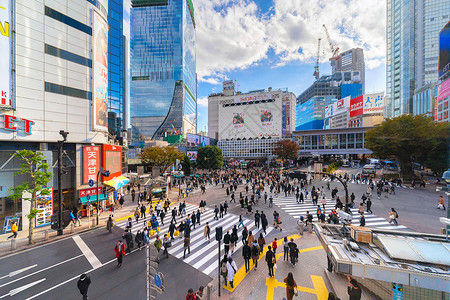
[321,177,370,185]
[116,203,274,276]
[272,196,408,230]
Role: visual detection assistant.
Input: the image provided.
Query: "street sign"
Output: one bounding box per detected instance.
[86,194,90,201]
[154,274,162,287]
[88,179,95,187]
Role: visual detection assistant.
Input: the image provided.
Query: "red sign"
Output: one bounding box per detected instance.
[79,187,102,198]
[3,115,34,134]
[336,99,345,108]
[350,96,364,118]
[83,146,100,184]
[101,144,122,181]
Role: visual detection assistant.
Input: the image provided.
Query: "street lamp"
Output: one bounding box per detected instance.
[96,168,110,225]
[57,130,69,236]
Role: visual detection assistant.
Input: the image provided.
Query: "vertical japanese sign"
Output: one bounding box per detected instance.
[84,146,100,184]
[92,11,108,131]
[0,0,12,108]
[282,104,287,135]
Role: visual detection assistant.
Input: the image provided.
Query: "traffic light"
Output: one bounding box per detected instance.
[215,226,223,241]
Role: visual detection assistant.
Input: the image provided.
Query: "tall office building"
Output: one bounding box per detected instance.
[108,0,125,139]
[130,0,197,140]
[331,48,365,93]
[386,0,450,118]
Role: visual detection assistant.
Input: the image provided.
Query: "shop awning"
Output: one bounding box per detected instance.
[103,176,130,190]
[79,193,107,204]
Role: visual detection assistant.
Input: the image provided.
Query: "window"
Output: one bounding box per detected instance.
[45,82,92,100]
[45,6,92,35]
[44,44,92,67]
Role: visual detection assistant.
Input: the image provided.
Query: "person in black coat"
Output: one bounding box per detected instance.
[122,229,133,253]
[347,276,362,300]
[223,231,231,254]
[265,246,275,277]
[242,242,252,272]
[77,273,91,300]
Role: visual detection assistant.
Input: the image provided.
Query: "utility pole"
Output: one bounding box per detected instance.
[57,130,68,236]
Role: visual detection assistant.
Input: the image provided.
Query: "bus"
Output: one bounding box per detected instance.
[362,164,376,175]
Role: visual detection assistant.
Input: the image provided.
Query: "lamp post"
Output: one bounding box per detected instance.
[96,168,110,225]
[57,130,69,236]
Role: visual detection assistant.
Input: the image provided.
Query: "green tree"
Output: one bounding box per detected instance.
[197,146,223,170]
[8,150,53,245]
[139,146,184,173]
[365,115,449,180]
[272,139,300,165]
[181,154,193,175]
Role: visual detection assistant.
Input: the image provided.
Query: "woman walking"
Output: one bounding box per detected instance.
[226,257,238,288]
[203,222,211,242]
[283,237,289,261]
[106,216,114,233]
[284,272,297,300]
[258,233,265,255]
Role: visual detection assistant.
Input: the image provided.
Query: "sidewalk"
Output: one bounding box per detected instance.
[0,187,182,257]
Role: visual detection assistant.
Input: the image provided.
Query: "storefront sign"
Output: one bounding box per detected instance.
[0,0,12,109]
[83,146,100,184]
[101,144,122,181]
[2,114,34,134]
[79,187,102,198]
[35,187,53,227]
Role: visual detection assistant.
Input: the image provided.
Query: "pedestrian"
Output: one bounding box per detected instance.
[204,222,211,242]
[163,234,170,258]
[141,204,146,219]
[288,238,299,266]
[196,210,201,225]
[242,226,248,245]
[254,210,260,228]
[232,225,238,247]
[438,195,446,210]
[69,210,77,226]
[77,273,91,300]
[224,230,231,254]
[258,233,265,254]
[272,238,278,254]
[261,213,268,235]
[196,286,204,300]
[185,288,197,300]
[284,272,297,300]
[242,241,252,272]
[226,256,238,288]
[366,198,372,213]
[220,256,228,286]
[135,230,143,250]
[131,189,135,202]
[389,208,399,226]
[219,203,224,218]
[266,245,275,277]
[283,236,289,261]
[159,210,165,226]
[134,206,140,223]
[183,226,191,259]
[154,235,162,262]
[360,214,366,227]
[358,203,365,214]
[122,229,133,253]
[169,221,176,241]
[238,213,245,228]
[347,276,362,300]
[126,217,132,230]
[214,205,219,220]
[191,212,196,229]
[7,221,18,240]
[171,208,177,224]
[106,216,114,233]
[114,240,126,267]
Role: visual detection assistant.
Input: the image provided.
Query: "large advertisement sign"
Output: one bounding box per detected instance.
[325,104,334,118]
[282,104,286,135]
[350,96,364,118]
[439,21,450,78]
[187,133,199,146]
[92,11,108,131]
[335,96,350,114]
[260,110,273,127]
[0,0,12,108]
[35,187,53,227]
[83,146,100,184]
[223,80,234,91]
[101,144,122,181]
[363,93,384,114]
[234,93,271,104]
[438,78,450,102]
[233,113,244,128]
[187,151,197,161]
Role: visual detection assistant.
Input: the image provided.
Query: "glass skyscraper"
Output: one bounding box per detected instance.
[386,0,450,118]
[108,0,125,139]
[130,0,197,140]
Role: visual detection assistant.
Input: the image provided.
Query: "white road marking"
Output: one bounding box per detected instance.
[72,235,102,269]
[0,265,37,280]
[0,278,46,299]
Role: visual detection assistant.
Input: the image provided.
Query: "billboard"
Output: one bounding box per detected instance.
[325,97,349,118]
[187,151,197,161]
[350,96,364,118]
[363,93,384,114]
[282,104,286,135]
[260,110,273,127]
[35,187,53,227]
[0,0,12,108]
[223,80,234,91]
[234,93,272,104]
[200,136,210,146]
[92,11,108,131]
[83,146,101,183]
[101,144,122,181]
[325,104,334,118]
[439,21,450,78]
[187,133,200,146]
[438,78,450,102]
[233,113,244,128]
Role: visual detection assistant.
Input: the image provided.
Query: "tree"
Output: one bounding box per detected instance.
[139,146,184,173]
[196,146,223,170]
[181,154,193,175]
[272,139,300,164]
[8,150,53,245]
[365,115,449,180]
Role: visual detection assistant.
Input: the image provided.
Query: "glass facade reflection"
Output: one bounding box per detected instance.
[108,0,124,138]
[130,0,197,139]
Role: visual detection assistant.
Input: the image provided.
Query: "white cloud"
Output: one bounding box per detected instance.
[195,0,386,80]
[197,96,208,107]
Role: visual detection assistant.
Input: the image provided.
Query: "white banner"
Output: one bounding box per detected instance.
[92,11,108,131]
[363,93,384,114]
[234,93,272,104]
[0,0,11,108]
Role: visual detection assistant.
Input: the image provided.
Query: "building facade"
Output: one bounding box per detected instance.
[130,0,197,140]
[218,138,283,159]
[413,83,435,117]
[386,0,450,118]
[0,0,128,236]
[296,96,335,131]
[331,48,365,93]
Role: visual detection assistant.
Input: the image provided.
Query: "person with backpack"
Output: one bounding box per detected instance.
[258,233,265,254]
[224,230,231,254]
[220,256,228,286]
[251,241,259,270]
[226,256,238,288]
[288,238,299,266]
[242,241,252,272]
[77,273,91,300]
[266,245,276,277]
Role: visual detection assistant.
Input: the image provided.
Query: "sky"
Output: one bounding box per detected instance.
[123,0,387,134]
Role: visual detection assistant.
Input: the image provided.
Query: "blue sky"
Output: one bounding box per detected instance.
[123,0,387,134]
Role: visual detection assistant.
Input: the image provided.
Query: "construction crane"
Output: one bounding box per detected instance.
[313,38,321,80]
[169,121,179,135]
[322,24,340,60]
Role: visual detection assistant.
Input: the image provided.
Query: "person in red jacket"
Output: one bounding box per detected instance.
[114,240,126,267]
[185,288,197,300]
[272,238,278,254]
